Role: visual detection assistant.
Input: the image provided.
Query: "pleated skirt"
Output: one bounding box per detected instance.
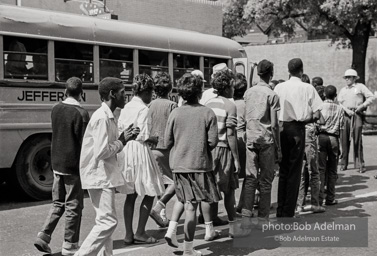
[173,171,222,203]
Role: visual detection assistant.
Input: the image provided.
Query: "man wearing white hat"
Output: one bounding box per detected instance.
[199,63,229,105]
[338,69,375,173]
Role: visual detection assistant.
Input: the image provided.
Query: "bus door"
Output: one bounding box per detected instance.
[233,57,255,88]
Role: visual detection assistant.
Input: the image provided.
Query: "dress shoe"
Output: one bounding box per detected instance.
[358,167,367,173]
[34,237,51,254]
[325,199,338,206]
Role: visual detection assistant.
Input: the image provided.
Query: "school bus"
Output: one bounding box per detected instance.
[0,4,249,200]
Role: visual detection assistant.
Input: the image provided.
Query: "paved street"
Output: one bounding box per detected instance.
[1,135,377,256]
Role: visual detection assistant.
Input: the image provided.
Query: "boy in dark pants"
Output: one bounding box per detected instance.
[318,85,344,206]
[34,77,89,255]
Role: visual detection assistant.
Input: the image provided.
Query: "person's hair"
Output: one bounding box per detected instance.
[65,77,83,97]
[233,73,247,99]
[98,77,124,101]
[210,69,235,96]
[324,85,337,100]
[177,73,203,103]
[315,85,325,101]
[133,73,154,95]
[153,72,172,97]
[301,74,310,84]
[257,59,274,81]
[312,77,324,86]
[288,58,303,76]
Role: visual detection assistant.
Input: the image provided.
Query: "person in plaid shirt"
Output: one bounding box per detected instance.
[318,85,344,206]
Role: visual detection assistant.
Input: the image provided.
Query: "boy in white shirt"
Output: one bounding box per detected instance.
[75,77,138,256]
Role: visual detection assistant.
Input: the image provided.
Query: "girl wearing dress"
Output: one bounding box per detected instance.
[118,73,165,244]
[164,73,221,256]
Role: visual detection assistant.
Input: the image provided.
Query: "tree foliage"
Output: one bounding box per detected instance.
[223,0,377,83]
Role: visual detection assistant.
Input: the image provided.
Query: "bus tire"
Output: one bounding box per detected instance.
[13,135,53,200]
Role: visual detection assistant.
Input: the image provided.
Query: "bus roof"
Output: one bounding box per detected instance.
[0,4,246,59]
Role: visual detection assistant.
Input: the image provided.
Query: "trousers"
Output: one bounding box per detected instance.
[340,113,364,169]
[75,188,117,256]
[318,134,339,202]
[277,122,305,217]
[39,173,83,245]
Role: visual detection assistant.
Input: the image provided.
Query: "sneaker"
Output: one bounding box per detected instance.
[204,230,221,241]
[183,249,202,256]
[150,209,169,228]
[34,237,51,254]
[339,165,347,171]
[325,199,338,206]
[295,206,304,214]
[311,205,326,213]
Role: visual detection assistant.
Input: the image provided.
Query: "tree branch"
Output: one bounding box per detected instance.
[317,8,353,39]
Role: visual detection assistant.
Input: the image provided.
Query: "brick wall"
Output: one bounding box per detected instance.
[244,37,377,115]
[1,0,223,35]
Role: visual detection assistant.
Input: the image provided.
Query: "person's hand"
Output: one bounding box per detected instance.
[131,127,140,138]
[234,160,241,174]
[346,108,355,116]
[355,104,365,114]
[276,148,282,163]
[119,124,135,145]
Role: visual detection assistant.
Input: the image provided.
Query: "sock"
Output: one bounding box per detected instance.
[204,221,214,238]
[184,240,194,253]
[153,200,165,213]
[229,220,235,235]
[165,221,178,247]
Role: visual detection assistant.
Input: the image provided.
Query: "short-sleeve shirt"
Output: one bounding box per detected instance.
[148,98,178,149]
[319,99,344,136]
[244,81,280,145]
[274,77,323,122]
[337,83,375,109]
[206,96,237,147]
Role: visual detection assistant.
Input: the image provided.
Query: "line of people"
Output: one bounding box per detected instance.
[33,56,375,256]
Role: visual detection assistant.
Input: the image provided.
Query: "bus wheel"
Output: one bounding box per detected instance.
[13,136,53,200]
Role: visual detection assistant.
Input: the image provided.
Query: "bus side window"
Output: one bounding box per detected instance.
[139,50,168,78]
[235,63,245,75]
[173,54,199,87]
[3,36,48,80]
[55,41,93,83]
[99,46,133,84]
